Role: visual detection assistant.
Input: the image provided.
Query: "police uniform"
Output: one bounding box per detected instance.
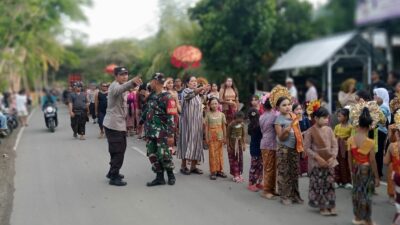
[144,73,177,186]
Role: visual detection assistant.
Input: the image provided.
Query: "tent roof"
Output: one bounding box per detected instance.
[269,32,358,72]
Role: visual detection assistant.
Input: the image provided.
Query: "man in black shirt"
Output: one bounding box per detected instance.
[68,82,89,140]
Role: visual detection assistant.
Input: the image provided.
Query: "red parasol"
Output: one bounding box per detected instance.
[171,45,202,69]
[104,64,117,75]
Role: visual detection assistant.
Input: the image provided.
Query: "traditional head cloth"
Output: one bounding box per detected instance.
[269,85,291,108]
[349,101,385,128]
[374,88,390,112]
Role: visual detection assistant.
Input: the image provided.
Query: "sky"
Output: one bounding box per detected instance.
[66,0,328,45]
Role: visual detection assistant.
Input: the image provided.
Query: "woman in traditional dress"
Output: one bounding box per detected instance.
[205,97,227,180]
[348,103,380,225]
[165,78,181,154]
[178,76,208,175]
[338,78,357,107]
[304,105,338,216]
[271,85,304,205]
[219,77,239,124]
[126,89,137,136]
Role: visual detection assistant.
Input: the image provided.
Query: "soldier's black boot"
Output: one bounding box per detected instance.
[166,170,176,185]
[146,172,166,187]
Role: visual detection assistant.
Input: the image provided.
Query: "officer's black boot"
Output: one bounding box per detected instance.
[109,177,127,186]
[146,171,166,187]
[166,170,176,185]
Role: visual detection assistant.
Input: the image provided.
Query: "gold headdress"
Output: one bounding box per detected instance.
[394,110,400,130]
[349,101,385,128]
[197,77,208,87]
[269,85,291,108]
[390,94,400,112]
[306,100,321,116]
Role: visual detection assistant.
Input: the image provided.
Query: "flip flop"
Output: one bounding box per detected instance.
[180,167,191,175]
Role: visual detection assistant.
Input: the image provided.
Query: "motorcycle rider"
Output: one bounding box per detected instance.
[41,89,58,128]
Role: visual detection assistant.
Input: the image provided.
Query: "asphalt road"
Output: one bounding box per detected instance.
[10,106,395,225]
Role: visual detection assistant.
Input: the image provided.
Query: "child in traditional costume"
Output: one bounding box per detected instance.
[387,96,400,203]
[205,97,227,180]
[304,102,338,216]
[293,103,311,176]
[227,111,246,182]
[260,99,278,199]
[247,108,263,191]
[348,102,381,225]
[384,110,400,225]
[334,108,353,189]
[271,85,304,205]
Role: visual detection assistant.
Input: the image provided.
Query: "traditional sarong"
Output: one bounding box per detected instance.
[228,141,243,176]
[262,150,276,194]
[352,164,375,222]
[299,153,308,175]
[389,164,395,198]
[209,140,224,173]
[308,167,336,209]
[335,138,352,184]
[277,144,301,201]
[249,156,263,185]
[393,173,400,225]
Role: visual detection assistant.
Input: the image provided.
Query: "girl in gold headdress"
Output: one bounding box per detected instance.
[348,104,380,225]
[272,85,304,205]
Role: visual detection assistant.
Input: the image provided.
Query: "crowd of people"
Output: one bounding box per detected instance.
[64,66,400,225]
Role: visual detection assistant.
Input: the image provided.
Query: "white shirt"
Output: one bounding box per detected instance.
[16,94,27,111]
[288,86,298,100]
[306,86,318,102]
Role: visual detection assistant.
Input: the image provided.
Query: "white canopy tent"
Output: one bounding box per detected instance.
[269,31,385,112]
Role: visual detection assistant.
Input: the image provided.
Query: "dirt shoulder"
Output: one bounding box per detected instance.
[0,129,18,225]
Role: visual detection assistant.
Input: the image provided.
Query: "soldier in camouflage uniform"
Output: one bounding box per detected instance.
[144,73,177,186]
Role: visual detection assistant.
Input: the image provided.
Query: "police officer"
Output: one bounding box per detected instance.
[144,73,177,186]
[68,82,88,140]
[103,66,142,186]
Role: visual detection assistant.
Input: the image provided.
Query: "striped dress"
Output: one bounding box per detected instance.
[177,88,204,161]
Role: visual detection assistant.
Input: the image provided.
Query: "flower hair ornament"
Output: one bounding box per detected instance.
[349,101,385,128]
[269,85,291,108]
[306,100,321,116]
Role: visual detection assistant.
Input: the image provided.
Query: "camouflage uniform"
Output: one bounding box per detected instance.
[144,91,177,173]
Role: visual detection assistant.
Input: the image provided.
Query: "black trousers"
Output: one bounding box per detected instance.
[70,112,86,135]
[376,130,387,178]
[89,103,96,120]
[105,127,127,179]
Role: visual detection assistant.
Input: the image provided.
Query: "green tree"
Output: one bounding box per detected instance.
[189,0,277,100]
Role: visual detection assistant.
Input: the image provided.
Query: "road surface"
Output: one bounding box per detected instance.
[10,106,395,225]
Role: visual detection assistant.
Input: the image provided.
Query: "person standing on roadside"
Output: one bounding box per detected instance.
[144,73,177,187]
[87,83,98,124]
[68,82,88,140]
[16,89,29,127]
[103,66,142,186]
[95,82,109,139]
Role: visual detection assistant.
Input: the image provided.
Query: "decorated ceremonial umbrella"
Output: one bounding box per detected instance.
[104,64,117,75]
[171,45,202,69]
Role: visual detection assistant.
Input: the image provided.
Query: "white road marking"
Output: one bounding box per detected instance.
[132,146,147,157]
[13,108,37,151]
[131,145,177,174]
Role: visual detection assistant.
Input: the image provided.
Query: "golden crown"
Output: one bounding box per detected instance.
[349,101,385,128]
[269,85,291,108]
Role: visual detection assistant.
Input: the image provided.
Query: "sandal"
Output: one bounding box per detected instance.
[329,208,338,216]
[210,174,217,180]
[320,210,331,216]
[190,168,203,174]
[180,167,191,175]
[260,192,276,200]
[216,172,227,178]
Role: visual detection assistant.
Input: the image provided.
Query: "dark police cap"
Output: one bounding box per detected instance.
[114,66,128,76]
[152,72,166,83]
